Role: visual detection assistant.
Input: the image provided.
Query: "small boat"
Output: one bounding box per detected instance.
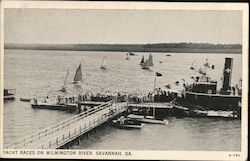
[190,61,196,70]
[141,59,150,70]
[206,110,237,118]
[73,63,82,84]
[112,116,145,129]
[190,109,208,117]
[166,54,171,57]
[60,67,70,92]
[100,57,107,70]
[127,114,168,125]
[165,84,171,89]
[129,52,135,56]
[4,89,16,100]
[20,98,31,102]
[141,54,153,70]
[31,100,78,112]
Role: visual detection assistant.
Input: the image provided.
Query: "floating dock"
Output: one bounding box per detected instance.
[31,102,78,112]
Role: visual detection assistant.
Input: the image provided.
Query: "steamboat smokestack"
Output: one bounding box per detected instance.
[221,57,233,94]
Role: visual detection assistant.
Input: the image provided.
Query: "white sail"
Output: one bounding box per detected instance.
[141,59,150,69]
[148,54,153,66]
[190,60,196,69]
[144,59,150,67]
[126,53,129,60]
[100,57,107,69]
[140,55,144,64]
[60,68,70,92]
[74,63,82,82]
[63,68,70,87]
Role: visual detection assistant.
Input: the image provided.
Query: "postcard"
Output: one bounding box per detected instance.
[0,1,248,160]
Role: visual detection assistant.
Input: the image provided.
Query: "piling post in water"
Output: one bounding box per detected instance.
[77,103,81,114]
[78,137,81,145]
[95,128,97,134]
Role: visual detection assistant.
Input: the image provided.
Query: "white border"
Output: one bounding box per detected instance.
[0,1,248,160]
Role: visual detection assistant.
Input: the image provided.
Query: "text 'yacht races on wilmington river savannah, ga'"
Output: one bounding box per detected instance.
[1,2,248,160]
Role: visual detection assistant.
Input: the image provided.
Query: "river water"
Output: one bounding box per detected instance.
[3,49,241,151]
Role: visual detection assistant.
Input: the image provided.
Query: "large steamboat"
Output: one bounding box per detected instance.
[175,57,242,114]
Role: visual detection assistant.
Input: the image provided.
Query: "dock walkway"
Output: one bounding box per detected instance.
[5,101,127,149]
[128,102,173,109]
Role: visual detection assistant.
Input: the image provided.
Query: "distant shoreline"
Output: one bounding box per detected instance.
[4,43,242,54]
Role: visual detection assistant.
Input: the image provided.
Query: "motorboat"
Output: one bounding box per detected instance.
[127,114,168,125]
[112,116,145,129]
[4,89,16,100]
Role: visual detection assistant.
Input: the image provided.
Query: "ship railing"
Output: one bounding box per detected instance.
[5,100,115,149]
[41,102,127,149]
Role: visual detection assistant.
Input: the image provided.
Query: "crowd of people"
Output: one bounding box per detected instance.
[36,89,179,105]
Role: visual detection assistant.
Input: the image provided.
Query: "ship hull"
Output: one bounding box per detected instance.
[4,95,15,100]
[177,91,241,111]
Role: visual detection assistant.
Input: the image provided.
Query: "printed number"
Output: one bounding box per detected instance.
[229,153,240,157]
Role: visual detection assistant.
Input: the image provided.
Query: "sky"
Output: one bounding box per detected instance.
[4,9,242,44]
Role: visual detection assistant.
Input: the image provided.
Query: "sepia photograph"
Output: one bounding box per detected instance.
[0,1,248,160]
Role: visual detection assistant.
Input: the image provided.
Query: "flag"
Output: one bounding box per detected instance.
[156,72,162,76]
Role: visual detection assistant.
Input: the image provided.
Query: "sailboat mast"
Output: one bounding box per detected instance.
[63,68,69,87]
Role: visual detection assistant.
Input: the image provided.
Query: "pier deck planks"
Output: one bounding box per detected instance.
[6,102,127,149]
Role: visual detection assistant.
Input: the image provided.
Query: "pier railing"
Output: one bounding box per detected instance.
[42,102,127,149]
[5,100,127,149]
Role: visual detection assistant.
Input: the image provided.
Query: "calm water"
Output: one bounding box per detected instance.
[3,49,241,151]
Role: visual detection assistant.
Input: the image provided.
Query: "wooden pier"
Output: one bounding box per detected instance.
[128,102,173,109]
[5,101,127,149]
[78,101,106,106]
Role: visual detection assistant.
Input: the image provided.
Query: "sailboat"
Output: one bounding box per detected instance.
[129,52,135,56]
[190,60,196,70]
[148,53,154,66]
[125,53,129,60]
[141,54,153,69]
[60,68,70,92]
[141,59,150,69]
[140,56,144,65]
[159,57,163,64]
[73,63,82,84]
[100,57,107,70]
